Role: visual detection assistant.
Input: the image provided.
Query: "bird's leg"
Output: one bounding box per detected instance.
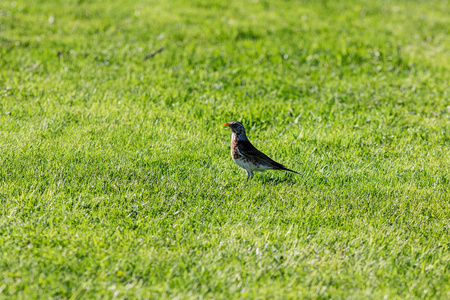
[247,170,254,181]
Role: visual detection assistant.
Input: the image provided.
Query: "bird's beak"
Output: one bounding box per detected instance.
[223,123,230,127]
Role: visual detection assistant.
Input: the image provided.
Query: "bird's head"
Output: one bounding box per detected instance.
[224,121,246,136]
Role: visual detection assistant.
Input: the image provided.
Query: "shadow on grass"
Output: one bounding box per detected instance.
[259,175,299,185]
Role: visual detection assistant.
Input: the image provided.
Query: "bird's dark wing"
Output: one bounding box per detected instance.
[237,140,299,173]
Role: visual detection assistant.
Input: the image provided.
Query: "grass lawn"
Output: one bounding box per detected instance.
[1,0,449,298]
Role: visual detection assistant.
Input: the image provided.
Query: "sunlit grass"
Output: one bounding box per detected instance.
[0,0,449,298]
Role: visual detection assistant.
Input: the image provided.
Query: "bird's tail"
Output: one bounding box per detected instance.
[267,159,300,174]
[273,164,300,174]
[283,167,300,174]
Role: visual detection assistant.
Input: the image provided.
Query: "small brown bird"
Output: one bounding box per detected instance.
[224,121,299,181]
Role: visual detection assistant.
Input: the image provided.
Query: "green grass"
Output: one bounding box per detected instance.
[1,0,449,298]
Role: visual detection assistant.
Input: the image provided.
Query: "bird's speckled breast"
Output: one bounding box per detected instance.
[231,139,241,160]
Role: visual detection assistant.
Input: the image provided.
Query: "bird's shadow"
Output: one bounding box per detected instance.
[259,175,298,185]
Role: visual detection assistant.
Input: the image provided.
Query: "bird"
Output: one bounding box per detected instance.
[224,121,299,181]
